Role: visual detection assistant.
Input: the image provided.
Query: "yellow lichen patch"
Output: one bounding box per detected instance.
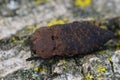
[108,57,112,62]
[26,25,35,30]
[116,41,120,49]
[11,37,17,44]
[59,59,67,64]
[11,36,26,45]
[97,66,106,73]
[27,25,39,31]
[74,0,91,8]
[116,30,120,36]
[47,18,68,27]
[62,65,67,70]
[34,66,39,72]
[100,25,107,29]
[34,66,47,72]
[33,26,39,31]
[97,78,101,80]
[33,0,48,5]
[40,67,47,72]
[85,73,93,80]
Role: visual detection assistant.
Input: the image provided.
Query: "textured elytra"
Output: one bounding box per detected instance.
[30,21,114,59]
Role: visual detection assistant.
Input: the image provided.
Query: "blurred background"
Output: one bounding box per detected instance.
[0,0,120,39]
[0,0,120,17]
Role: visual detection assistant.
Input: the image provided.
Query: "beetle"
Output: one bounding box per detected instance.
[27,21,114,60]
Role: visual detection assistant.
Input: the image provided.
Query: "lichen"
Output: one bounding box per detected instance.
[34,66,39,72]
[97,66,106,73]
[47,18,68,27]
[85,73,93,80]
[33,0,48,6]
[74,0,91,8]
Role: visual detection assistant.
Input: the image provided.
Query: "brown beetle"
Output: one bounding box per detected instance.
[29,21,114,59]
